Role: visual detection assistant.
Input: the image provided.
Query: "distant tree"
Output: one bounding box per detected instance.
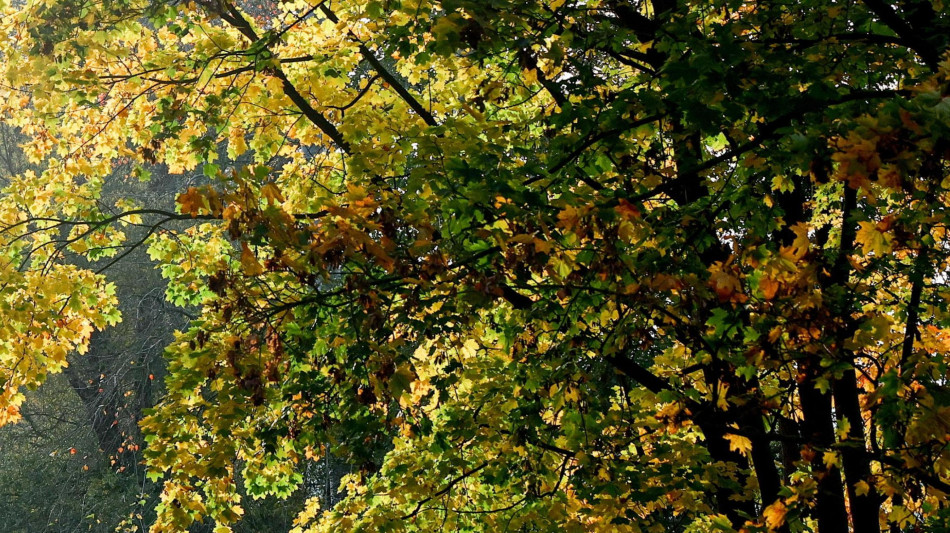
[0,122,174,532]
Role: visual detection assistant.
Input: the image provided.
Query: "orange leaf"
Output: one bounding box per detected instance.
[708,269,741,302]
[760,276,779,300]
[763,500,787,530]
[615,198,640,220]
[177,187,205,217]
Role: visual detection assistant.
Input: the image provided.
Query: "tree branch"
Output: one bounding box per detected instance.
[401,462,489,520]
[861,0,940,69]
[318,4,439,127]
[213,1,351,152]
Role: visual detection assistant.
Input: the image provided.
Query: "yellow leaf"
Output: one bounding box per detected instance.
[823,450,840,469]
[723,433,752,456]
[523,68,539,86]
[70,239,89,254]
[346,184,368,202]
[557,205,580,230]
[889,505,913,526]
[771,173,792,192]
[240,242,265,276]
[780,222,810,260]
[261,183,284,204]
[564,386,579,402]
[856,221,892,256]
[835,416,851,440]
[855,480,870,496]
[716,382,731,410]
[228,126,249,158]
[533,238,553,254]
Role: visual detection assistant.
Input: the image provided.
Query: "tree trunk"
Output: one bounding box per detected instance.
[834,368,881,533]
[64,364,137,472]
[799,359,850,533]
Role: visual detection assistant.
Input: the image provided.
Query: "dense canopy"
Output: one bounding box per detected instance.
[2,0,950,531]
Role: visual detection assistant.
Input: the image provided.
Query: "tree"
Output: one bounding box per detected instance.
[1,0,950,531]
[0,123,158,533]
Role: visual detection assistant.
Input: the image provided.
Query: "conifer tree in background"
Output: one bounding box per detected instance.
[2,0,950,531]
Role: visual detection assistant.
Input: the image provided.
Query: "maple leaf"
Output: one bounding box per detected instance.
[763,500,788,530]
[708,263,744,302]
[780,222,810,261]
[3,1,950,532]
[823,450,840,469]
[177,187,206,217]
[759,275,780,300]
[723,433,752,456]
[855,481,871,497]
[856,221,893,256]
[260,183,284,205]
[615,198,641,220]
[240,242,265,277]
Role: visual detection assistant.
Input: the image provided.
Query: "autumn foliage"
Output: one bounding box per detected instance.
[2,0,950,531]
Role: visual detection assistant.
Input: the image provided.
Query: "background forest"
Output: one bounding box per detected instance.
[1,0,950,532]
[0,125,347,532]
